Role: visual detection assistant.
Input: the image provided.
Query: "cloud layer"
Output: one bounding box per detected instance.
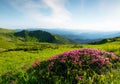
[8,0,71,28]
[2,0,120,31]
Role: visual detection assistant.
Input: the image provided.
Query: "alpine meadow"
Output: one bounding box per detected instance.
[0,0,120,84]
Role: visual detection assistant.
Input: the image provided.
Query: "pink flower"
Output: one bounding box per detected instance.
[105,58,110,64]
[77,76,82,81]
[32,63,36,68]
[92,59,98,63]
[100,56,104,59]
[50,62,54,66]
[60,58,65,63]
[48,57,52,61]
[72,57,77,63]
[32,61,40,68]
[106,60,110,64]
[48,54,60,60]
[78,61,82,65]
[115,56,119,60]
[35,61,40,65]
[48,62,54,68]
[92,53,97,56]
[100,58,105,64]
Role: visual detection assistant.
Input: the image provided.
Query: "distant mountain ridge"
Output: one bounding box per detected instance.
[90,36,120,44]
[1,28,120,44]
[33,28,120,43]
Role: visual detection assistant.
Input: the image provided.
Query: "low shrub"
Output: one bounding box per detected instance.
[27,48,119,84]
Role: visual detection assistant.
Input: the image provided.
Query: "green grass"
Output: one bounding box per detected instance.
[0,45,77,75]
[0,28,15,34]
[0,41,120,83]
[0,42,120,75]
[83,42,120,55]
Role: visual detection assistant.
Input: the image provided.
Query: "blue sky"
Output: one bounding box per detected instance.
[0,0,120,31]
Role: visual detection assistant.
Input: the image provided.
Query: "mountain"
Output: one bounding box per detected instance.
[0,28,72,45]
[54,34,73,44]
[14,30,56,43]
[90,36,120,44]
[34,28,120,43]
[1,28,120,44]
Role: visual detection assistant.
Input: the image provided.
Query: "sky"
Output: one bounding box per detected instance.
[0,0,120,31]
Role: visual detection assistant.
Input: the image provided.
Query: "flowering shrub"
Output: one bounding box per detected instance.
[28,48,119,83]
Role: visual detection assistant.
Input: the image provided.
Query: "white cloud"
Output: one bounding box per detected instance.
[5,0,120,31]
[7,0,71,27]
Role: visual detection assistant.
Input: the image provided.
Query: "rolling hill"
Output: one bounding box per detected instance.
[0,28,72,50]
[14,30,56,43]
[89,36,120,44]
[0,28,15,34]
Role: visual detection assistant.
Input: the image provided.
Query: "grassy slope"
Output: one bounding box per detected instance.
[0,41,120,74]
[0,28,15,34]
[83,41,120,55]
[0,28,120,83]
[0,28,72,50]
[54,34,72,44]
[90,36,120,44]
[0,28,17,50]
[0,44,77,74]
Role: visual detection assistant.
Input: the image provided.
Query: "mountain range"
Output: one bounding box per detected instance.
[25,28,120,43]
[1,28,120,44]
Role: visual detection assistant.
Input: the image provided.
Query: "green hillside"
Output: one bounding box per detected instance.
[0,28,72,51]
[54,34,72,44]
[14,30,72,43]
[0,28,15,34]
[0,28,17,50]
[90,36,120,44]
[0,40,120,84]
[14,30,56,42]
